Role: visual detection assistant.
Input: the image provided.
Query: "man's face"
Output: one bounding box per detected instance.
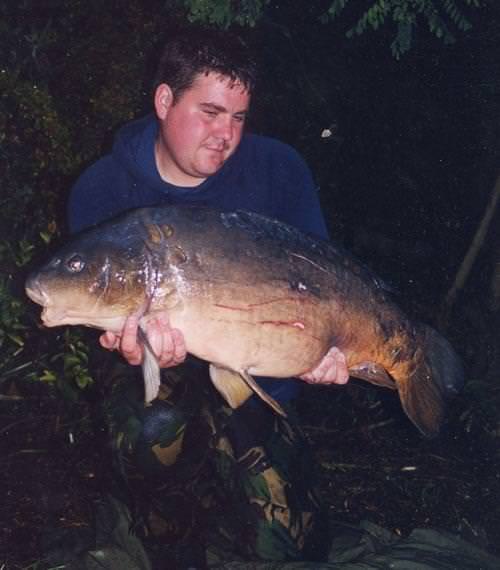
[154,72,250,187]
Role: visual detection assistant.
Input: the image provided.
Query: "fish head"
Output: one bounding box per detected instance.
[25,223,157,332]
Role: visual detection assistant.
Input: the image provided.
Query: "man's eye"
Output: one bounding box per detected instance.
[66,255,85,273]
[204,110,217,117]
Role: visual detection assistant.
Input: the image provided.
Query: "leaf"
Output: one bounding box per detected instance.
[40,369,57,382]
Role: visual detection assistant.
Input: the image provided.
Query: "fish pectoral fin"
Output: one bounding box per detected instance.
[209,365,253,409]
[239,370,287,418]
[138,324,161,404]
[349,362,396,390]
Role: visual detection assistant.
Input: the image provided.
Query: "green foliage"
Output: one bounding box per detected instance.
[179,0,271,27]
[49,330,93,399]
[0,1,166,400]
[0,274,27,356]
[0,12,73,394]
[176,0,484,57]
[0,1,58,82]
[323,0,484,58]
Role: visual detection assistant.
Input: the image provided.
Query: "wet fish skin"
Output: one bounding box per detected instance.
[25,205,464,436]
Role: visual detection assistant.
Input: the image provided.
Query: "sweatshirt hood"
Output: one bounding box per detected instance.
[111,114,243,202]
[112,114,165,191]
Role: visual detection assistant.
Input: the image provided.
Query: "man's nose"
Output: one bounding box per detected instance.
[214,115,234,141]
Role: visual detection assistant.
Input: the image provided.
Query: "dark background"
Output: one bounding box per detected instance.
[1,1,499,566]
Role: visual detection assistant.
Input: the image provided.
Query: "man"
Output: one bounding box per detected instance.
[69,27,348,566]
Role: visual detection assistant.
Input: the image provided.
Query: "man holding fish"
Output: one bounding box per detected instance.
[66,26,352,565]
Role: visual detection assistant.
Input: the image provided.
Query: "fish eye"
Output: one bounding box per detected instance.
[66,254,85,273]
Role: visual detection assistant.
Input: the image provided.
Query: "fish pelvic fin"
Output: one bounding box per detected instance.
[209,365,253,409]
[138,325,161,404]
[239,370,287,418]
[399,325,464,437]
[209,365,287,418]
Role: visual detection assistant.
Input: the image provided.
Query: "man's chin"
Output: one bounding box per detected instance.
[197,159,225,176]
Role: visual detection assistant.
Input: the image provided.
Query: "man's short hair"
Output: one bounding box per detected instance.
[153,27,258,101]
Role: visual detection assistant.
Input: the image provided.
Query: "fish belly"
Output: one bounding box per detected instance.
[171,297,332,377]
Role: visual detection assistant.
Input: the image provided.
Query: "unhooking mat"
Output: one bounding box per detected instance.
[41,495,500,570]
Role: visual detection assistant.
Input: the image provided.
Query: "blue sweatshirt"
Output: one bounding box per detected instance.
[68,114,329,403]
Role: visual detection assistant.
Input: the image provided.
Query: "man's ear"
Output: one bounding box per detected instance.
[154,83,174,120]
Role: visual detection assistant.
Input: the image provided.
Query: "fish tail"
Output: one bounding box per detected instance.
[400,325,464,437]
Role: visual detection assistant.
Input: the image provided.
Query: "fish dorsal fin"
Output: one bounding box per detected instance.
[208,365,287,418]
[349,361,396,390]
[138,324,161,404]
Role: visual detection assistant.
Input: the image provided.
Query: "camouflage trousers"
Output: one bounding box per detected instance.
[104,358,327,564]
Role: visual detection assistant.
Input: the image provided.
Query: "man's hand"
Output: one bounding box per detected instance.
[99,313,187,368]
[299,346,349,385]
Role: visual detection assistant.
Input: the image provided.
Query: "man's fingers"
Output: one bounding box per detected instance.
[320,347,349,384]
[98,313,187,369]
[146,316,166,360]
[170,328,187,365]
[156,327,187,368]
[328,347,349,384]
[299,346,349,385]
[99,331,118,350]
[119,315,143,365]
[146,314,187,368]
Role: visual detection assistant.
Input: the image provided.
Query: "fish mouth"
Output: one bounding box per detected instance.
[40,306,71,327]
[25,279,50,307]
[25,280,123,330]
[25,278,74,327]
[38,305,126,332]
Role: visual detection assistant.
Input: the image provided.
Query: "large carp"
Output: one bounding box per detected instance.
[25,206,463,436]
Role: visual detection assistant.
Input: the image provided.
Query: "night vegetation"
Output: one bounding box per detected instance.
[1,1,499,566]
